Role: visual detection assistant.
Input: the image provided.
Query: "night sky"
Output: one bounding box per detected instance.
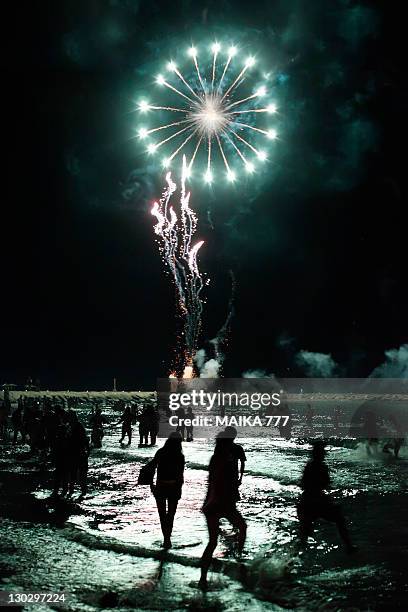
[2,0,407,389]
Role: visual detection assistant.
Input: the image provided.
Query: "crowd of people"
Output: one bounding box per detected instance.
[117,403,160,446]
[0,396,160,497]
[144,427,358,590]
[1,396,91,497]
[1,394,404,591]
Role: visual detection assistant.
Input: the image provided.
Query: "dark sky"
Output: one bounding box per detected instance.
[2,0,407,389]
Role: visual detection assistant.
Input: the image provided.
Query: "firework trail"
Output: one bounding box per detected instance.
[140,41,277,376]
[151,156,205,376]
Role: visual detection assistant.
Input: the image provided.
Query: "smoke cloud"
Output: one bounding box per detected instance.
[295,350,337,377]
[242,369,276,379]
[194,349,222,378]
[194,348,207,371]
[370,344,408,378]
[200,358,222,378]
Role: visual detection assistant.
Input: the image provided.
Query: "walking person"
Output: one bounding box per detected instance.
[199,428,247,590]
[185,406,194,442]
[305,404,315,436]
[362,410,379,455]
[176,406,186,441]
[382,414,404,458]
[143,404,160,446]
[11,405,26,445]
[67,411,90,497]
[90,407,106,448]
[150,432,185,549]
[52,414,71,497]
[137,405,151,446]
[118,405,133,445]
[297,441,356,553]
[332,406,342,436]
[0,401,8,440]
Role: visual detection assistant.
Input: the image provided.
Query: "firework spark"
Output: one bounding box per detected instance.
[137,41,278,183]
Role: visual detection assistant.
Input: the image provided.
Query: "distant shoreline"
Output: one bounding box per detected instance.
[2,390,156,402]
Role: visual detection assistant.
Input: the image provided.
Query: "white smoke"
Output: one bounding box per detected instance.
[194,348,207,370]
[200,358,221,378]
[242,369,276,379]
[295,350,337,377]
[370,344,408,378]
[194,349,221,378]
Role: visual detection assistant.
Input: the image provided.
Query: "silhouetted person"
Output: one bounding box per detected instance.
[67,411,90,497]
[305,404,315,435]
[144,404,160,446]
[185,407,194,441]
[52,413,71,497]
[176,406,186,441]
[362,410,379,455]
[278,404,292,439]
[3,387,11,414]
[199,429,247,590]
[0,401,8,440]
[150,432,185,549]
[297,441,356,554]
[138,406,151,446]
[90,407,106,448]
[29,408,45,453]
[224,426,246,484]
[332,406,341,436]
[383,414,404,458]
[118,406,132,445]
[41,405,53,451]
[11,406,26,444]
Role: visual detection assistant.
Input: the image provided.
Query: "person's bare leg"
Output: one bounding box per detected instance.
[297,508,313,549]
[155,497,168,546]
[67,465,76,497]
[199,514,220,589]
[165,499,179,548]
[79,465,88,496]
[334,513,356,553]
[61,469,69,497]
[230,510,247,554]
